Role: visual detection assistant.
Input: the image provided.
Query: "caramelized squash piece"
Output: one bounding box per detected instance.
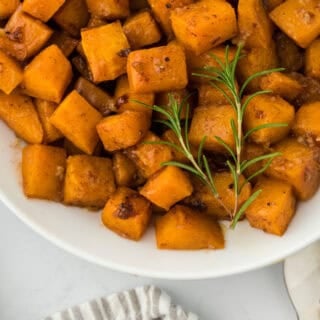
[112,152,138,187]
[266,138,320,200]
[0,0,19,19]
[140,166,193,210]
[155,205,224,250]
[22,145,66,201]
[0,92,43,144]
[51,91,102,155]
[306,39,320,80]
[246,177,296,236]
[64,155,116,208]
[102,187,152,241]
[86,0,130,20]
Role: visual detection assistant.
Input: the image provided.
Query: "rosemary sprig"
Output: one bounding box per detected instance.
[138,44,287,228]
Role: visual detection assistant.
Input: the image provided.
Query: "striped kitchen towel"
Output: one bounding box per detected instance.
[44,286,199,320]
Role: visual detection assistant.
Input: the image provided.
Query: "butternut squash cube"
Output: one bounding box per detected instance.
[22,0,65,22]
[293,102,320,146]
[0,50,23,95]
[125,131,173,179]
[259,72,302,101]
[147,0,194,36]
[64,155,116,208]
[238,0,273,49]
[53,0,89,37]
[97,111,150,152]
[127,43,187,93]
[171,0,237,55]
[186,45,236,84]
[22,45,73,103]
[123,10,162,49]
[155,205,224,250]
[140,166,193,210]
[306,39,320,79]
[1,6,53,61]
[0,92,43,144]
[0,0,19,19]
[22,145,66,201]
[243,94,295,145]
[86,0,129,20]
[35,99,63,144]
[102,187,152,241]
[237,44,279,92]
[114,75,154,116]
[184,172,251,220]
[269,0,320,48]
[246,177,296,236]
[112,152,138,187]
[266,138,320,200]
[81,22,130,83]
[189,105,237,153]
[51,91,103,155]
[154,89,191,120]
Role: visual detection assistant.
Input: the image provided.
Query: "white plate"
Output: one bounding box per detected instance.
[1,121,320,280]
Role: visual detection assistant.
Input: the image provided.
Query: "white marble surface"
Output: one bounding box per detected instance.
[0,200,297,320]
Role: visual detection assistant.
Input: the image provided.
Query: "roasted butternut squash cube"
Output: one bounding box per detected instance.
[1,6,53,61]
[97,111,151,152]
[125,131,173,179]
[22,45,72,103]
[154,89,191,120]
[184,172,251,220]
[35,99,63,144]
[0,0,19,19]
[242,143,268,182]
[259,72,302,101]
[186,45,236,84]
[49,31,79,58]
[171,0,237,55]
[127,43,187,93]
[114,75,154,116]
[22,0,65,22]
[0,50,23,94]
[140,166,193,210]
[275,32,304,73]
[86,0,129,20]
[189,105,237,153]
[53,0,89,37]
[306,39,320,79]
[269,0,320,48]
[155,205,224,250]
[75,77,115,116]
[246,177,296,236]
[266,138,320,200]
[147,0,194,36]
[293,102,320,146]
[64,155,116,208]
[0,92,43,144]
[112,152,138,187]
[102,187,152,241]
[238,0,273,49]
[123,10,161,49]
[237,44,278,92]
[243,94,295,145]
[51,91,103,155]
[81,22,129,83]
[197,83,234,106]
[22,145,66,201]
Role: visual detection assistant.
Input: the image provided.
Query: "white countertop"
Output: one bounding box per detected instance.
[0,200,297,320]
